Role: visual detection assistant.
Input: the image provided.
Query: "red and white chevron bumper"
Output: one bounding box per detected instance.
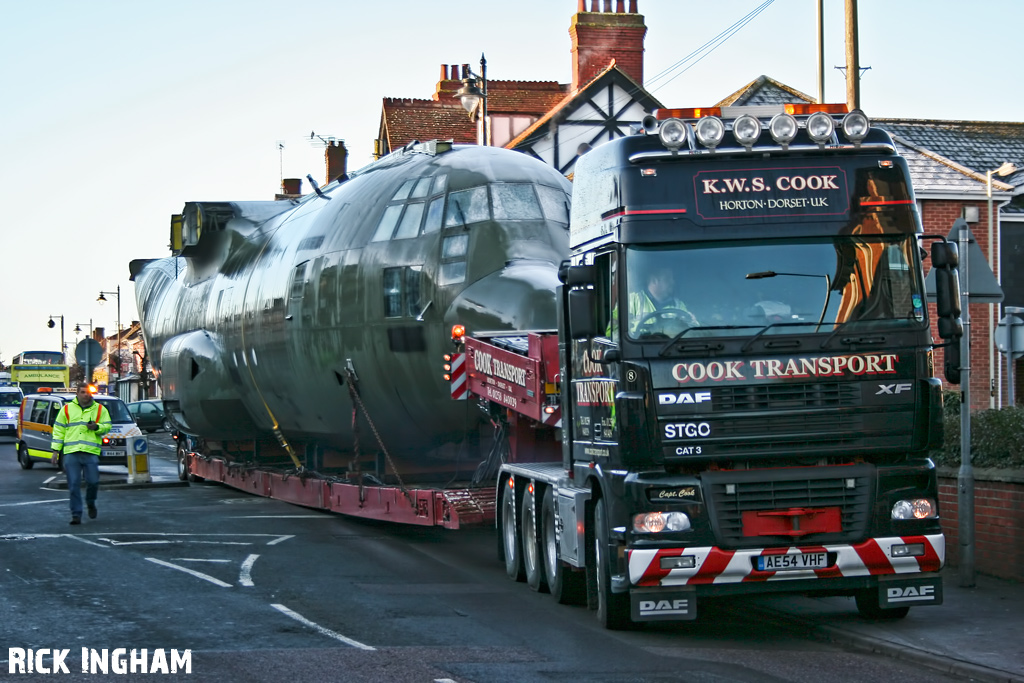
[628,534,944,587]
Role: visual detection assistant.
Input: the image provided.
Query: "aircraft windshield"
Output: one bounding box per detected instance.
[623,237,926,341]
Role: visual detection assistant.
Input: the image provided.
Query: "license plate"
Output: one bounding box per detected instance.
[102,450,126,459]
[757,552,829,571]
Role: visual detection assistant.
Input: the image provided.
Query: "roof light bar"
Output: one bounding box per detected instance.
[732,114,761,148]
[658,118,690,151]
[841,109,871,144]
[654,107,722,121]
[768,113,798,147]
[785,103,849,115]
[806,111,836,145]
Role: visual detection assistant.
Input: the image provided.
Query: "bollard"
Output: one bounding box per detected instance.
[127,436,152,484]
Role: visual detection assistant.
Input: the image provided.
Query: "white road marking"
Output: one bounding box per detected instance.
[239,554,259,586]
[267,535,294,546]
[0,499,65,507]
[146,557,232,587]
[64,535,109,548]
[230,515,333,519]
[172,558,231,563]
[270,603,375,650]
[96,538,254,546]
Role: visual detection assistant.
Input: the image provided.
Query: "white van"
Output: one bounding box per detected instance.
[0,386,25,436]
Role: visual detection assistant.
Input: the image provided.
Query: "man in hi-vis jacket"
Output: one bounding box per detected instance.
[51,385,111,525]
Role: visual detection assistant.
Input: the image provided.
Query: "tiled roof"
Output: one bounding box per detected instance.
[891,139,984,194]
[380,98,476,153]
[483,80,569,115]
[874,119,1024,190]
[715,75,815,107]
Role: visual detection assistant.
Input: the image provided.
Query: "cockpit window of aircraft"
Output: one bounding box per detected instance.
[423,197,445,234]
[432,174,448,195]
[411,177,433,199]
[392,179,416,201]
[372,174,451,242]
[446,186,489,227]
[371,205,404,242]
[537,185,571,225]
[394,202,426,240]
[439,234,469,286]
[491,184,544,220]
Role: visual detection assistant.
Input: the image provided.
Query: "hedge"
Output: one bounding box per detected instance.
[929,390,1024,469]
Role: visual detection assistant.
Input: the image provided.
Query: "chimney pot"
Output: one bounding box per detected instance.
[629,0,637,12]
[616,0,625,11]
[440,64,448,80]
[578,0,586,10]
[282,178,302,195]
[603,0,612,11]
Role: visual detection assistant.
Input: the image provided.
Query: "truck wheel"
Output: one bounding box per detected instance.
[855,590,910,619]
[501,479,525,582]
[18,444,34,470]
[176,446,190,482]
[542,487,586,605]
[592,497,632,630]
[521,488,548,593]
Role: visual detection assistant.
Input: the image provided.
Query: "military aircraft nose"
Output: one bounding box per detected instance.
[444,259,562,332]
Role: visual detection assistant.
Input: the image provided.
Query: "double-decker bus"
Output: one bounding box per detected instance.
[11,351,70,393]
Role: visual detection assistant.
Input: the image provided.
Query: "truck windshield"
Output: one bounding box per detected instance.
[624,236,925,340]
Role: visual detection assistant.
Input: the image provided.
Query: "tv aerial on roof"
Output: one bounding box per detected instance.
[310,131,338,147]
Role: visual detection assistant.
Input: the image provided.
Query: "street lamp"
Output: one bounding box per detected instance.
[98,286,121,394]
[454,54,488,146]
[987,161,1017,408]
[47,315,65,363]
[72,320,94,383]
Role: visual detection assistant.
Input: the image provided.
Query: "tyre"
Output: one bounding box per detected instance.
[521,488,548,593]
[501,478,525,582]
[542,487,586,605]
[592,497,632,630]
[855,589,910,619]
[176,444,190,482]
[17,444,34,470]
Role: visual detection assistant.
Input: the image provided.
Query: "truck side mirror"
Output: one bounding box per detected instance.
[930,241,963,384]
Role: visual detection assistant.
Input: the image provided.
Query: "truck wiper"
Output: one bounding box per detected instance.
[659,325,756,356]
[740,321,821,352]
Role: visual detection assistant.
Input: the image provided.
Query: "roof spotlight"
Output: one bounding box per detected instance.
[732,114,761,148]
[658,118,689,151]
[768,113,798,147]
[841,109,871,144]
[806,112,836,145]
[694,116,725,149]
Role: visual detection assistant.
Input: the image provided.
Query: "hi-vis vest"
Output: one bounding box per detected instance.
[51,399,112,456]
[626,291,695,335]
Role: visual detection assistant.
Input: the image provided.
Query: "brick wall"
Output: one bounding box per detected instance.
[937,469,1024,581]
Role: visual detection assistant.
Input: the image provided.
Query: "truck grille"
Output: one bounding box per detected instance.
[702,465,873,548]
[715,382,859,411]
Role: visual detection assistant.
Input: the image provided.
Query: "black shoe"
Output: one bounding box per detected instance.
[70,517,81,525]
[87,506,97,519]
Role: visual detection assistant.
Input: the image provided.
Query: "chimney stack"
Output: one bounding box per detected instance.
[570,0,646,91]
[281,178,302,196]
[325,140,348,184]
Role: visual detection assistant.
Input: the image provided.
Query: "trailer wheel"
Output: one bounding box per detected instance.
[521,488,548,593]
[18,444,34,470]
[542,487,586,605]
[176,445,190,482]
[180,442,203,483]
[592,497,632,630]
[854,590,910,619]
[501,479,525,582]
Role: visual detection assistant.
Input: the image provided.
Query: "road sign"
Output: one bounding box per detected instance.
[995,314,1024,359]
[75,338,103,366]
[924,219,1004,303]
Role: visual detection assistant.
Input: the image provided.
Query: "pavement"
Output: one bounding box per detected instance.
[50,462,1023,682]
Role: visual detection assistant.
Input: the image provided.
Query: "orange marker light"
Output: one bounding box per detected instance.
[451,324,466,342]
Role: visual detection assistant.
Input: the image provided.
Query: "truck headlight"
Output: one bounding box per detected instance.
[891,498,937,520]
[806,111,835,144]
[633,511,691,533]
[658,118,689,150]
[694,116,725,149]
[841,109,870,143]
[768,113,798,146]
[732,114,761,148]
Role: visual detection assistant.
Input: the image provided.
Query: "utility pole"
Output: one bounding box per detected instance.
[845,0,860,111]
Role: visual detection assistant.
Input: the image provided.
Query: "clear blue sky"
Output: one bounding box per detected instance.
[2,0,1021,364]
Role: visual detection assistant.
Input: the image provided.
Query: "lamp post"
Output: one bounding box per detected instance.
[73,320,94,383]
[47,315,65,363]
[454,54,488,146]
[98,286,121,394]
[986,162,1017,408]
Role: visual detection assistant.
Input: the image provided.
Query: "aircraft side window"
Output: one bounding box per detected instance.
[411,177,433,199]
[394,202,425,240]
[423,197,445,234]
[491,184,543,220]
[536,185,571,225]
[371,204,404,242]
[383,268,402,317]
[442,234,468,258]
[445,187,489,227]
[289,262,308,300]
[439,235,468,286]
[404,266,422,317]
[392,179,416,201]
[382,266,423,318]
[317,265,339,327]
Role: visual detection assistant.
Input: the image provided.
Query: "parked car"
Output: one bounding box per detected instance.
[16,390,139,469]
[127,399,169,433]
[0,386,24,436]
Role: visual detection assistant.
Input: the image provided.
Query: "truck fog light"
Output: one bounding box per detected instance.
[633,511,691,533]
[732,114,761,148]
[806,111,835,144]
[658,118,689,150]
[694,116,725,149]
[841,109,871,143]
[891,543,925,557]
[891,498,937,520]
[660,555,697,570]
[768,113,798,147]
